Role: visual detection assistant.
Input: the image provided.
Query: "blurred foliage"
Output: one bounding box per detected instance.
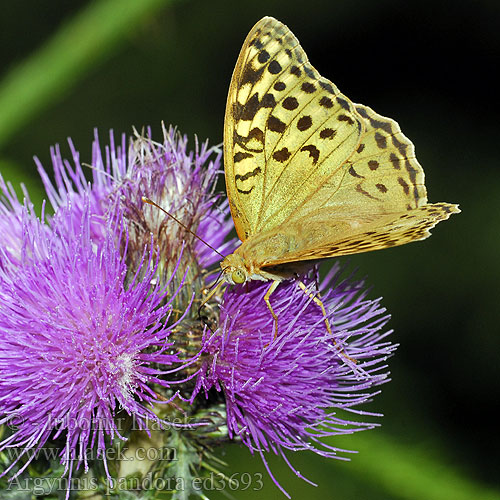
[0,0,499,498]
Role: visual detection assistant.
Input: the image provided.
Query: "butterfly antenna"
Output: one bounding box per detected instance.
[142,197,225,258]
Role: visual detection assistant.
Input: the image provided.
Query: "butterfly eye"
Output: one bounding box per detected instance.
[232,269,246,284]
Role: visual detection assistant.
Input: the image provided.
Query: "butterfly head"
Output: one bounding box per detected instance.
[221,253,248,285]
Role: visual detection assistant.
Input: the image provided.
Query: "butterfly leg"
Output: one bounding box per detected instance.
[297,281,356,364]
[264,280,280,340]
[197,280,226,333]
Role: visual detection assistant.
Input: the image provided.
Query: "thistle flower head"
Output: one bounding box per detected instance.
[36,126,233,311]
[194,268,394,496]
[1,125,395,499]
[0,198,183,482]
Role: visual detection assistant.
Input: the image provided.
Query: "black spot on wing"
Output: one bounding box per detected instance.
[356,107,369,119]
[261,93,276,108]
[234,152,253,163]
[297,115,313,131]
[236,93,260,121]
[273,147,291,163]
[348,166,364,178]
[375,132,387,149]
[336,97,350,110]
[233,127,264,152]
[398,177,410,195]
[250,38,264,50]
[320,128,336,139]
[301,145,320,165]
[282,97,299,110]
[389,152,401,170]
[258,50,270,63]
[356,184,378,200]
[235,93,275,121]
[274,82,286,91]
[237,186,254,194]
[268,60,282,74]
[235,166,261,182]
[369,116,393,134]
[404,161,421,202]
[319,96,333,108]
[246,127,264,144]
[301,82,316,93]
[291,65,301,77]
[294,48,304,64]
[338,114,355,125]
[319,80,335,94]
[241,64,265,86]
[392,135,408,156]
[267,115,287,133]
[304,66,316,79]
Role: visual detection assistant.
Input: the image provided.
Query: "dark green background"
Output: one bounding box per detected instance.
[1,1,498,499]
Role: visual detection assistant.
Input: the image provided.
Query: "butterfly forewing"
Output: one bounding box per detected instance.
[225,17,364,239]
[346,104,427,208]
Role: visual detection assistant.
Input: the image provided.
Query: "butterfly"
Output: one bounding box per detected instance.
[219,17,459,339]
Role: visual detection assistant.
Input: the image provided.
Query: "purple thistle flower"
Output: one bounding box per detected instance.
[35,127,236,320]
[0,124,396,499]
[0,198,185,484]
[36,126,231,271]
[195,267,395,497]
[0,127,235,497]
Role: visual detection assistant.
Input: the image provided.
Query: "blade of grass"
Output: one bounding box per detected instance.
[0,0,174,150]
[332,431,500,500]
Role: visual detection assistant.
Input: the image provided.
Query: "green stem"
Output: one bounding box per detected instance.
[334,431,500,500]
[0,0,174,149]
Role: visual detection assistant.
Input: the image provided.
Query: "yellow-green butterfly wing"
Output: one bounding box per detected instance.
[224,17,459,269]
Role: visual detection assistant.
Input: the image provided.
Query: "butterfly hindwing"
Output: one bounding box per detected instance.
[252,202,459,267]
